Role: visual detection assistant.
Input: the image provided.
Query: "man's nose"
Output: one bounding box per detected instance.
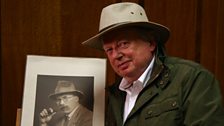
[113,50,123,60]
[58,99,65,105]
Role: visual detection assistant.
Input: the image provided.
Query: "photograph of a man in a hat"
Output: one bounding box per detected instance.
[39,80,93,126]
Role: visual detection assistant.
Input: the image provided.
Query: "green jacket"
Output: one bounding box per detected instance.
[106,56,224,126]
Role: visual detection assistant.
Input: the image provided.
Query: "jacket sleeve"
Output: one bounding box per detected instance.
[183,70,224,126]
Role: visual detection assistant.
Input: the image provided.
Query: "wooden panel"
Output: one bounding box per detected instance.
[200,0,224,95]
[60,0,106,57]
[145,0,198,61]
[200,0,218,73]
[1,0,61,125]
[215,0,224,93]
[122,0,139,3]
[59,0,117,85]
[1,0,224,125]
[1,0,117,125]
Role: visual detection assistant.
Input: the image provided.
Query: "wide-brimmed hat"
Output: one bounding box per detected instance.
[48,80,84,100]
[82,2,170,50]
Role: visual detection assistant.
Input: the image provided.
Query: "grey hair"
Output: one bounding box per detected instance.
[135,27,166,58]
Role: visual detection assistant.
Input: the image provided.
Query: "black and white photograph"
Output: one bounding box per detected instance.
[35,75,94,126]
[20,55,106,126]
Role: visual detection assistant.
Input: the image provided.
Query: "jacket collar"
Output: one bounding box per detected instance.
[126,56,171,123]
[106,81,126,126]
[107,56,171,125]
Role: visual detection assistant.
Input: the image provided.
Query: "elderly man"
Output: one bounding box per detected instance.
[82,2,224,126]
[39,80,92,126]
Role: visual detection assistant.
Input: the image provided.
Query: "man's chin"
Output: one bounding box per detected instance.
[63,110,71,114]
[119,71,132,78]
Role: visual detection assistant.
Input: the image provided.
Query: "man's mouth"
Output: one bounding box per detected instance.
[118,60,131,70]
[60,106,67,111]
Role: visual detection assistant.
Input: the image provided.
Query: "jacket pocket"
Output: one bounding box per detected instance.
[144,97,179,119]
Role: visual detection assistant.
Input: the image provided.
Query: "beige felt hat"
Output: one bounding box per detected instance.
[48,80,84,99]
[82,2,170,50]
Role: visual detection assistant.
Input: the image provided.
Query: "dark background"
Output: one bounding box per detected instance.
[1,0,224,125]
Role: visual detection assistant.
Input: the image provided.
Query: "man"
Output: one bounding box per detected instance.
[39,80,93,126]
[82,2,224,126]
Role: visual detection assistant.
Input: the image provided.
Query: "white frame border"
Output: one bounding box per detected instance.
[20,55,106,126]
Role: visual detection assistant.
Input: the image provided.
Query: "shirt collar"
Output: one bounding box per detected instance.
[66,104,80,120]
[119,56,155,91]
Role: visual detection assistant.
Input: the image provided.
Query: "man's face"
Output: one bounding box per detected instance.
[103,28,156,83]
[55,94,79,114]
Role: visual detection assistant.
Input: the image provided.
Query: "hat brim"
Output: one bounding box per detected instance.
[82,21,170,50]
[48,90,84,100]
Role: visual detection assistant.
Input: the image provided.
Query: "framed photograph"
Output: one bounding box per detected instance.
[20,55,106,126]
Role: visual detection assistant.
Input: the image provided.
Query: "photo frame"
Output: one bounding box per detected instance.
[20,55,106,126]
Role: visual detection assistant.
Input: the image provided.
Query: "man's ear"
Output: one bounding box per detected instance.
[149,40,157,51]
[73,95,79,101]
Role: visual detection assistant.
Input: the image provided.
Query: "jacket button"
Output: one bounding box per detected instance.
[159,81,164,85]
[148,110,153,115]
[164,73,169,77]
[172,101,177,107]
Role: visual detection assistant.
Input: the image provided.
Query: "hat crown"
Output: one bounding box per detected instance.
[55,80,78,94]
[82,2,170,50]
[99,2,149,31]
[48,80,84,99]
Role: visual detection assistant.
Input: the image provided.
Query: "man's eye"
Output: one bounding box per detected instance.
[118,41,129,48]
[104,48,112,53]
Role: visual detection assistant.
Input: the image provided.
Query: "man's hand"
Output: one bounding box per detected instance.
[39,108,56,125]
